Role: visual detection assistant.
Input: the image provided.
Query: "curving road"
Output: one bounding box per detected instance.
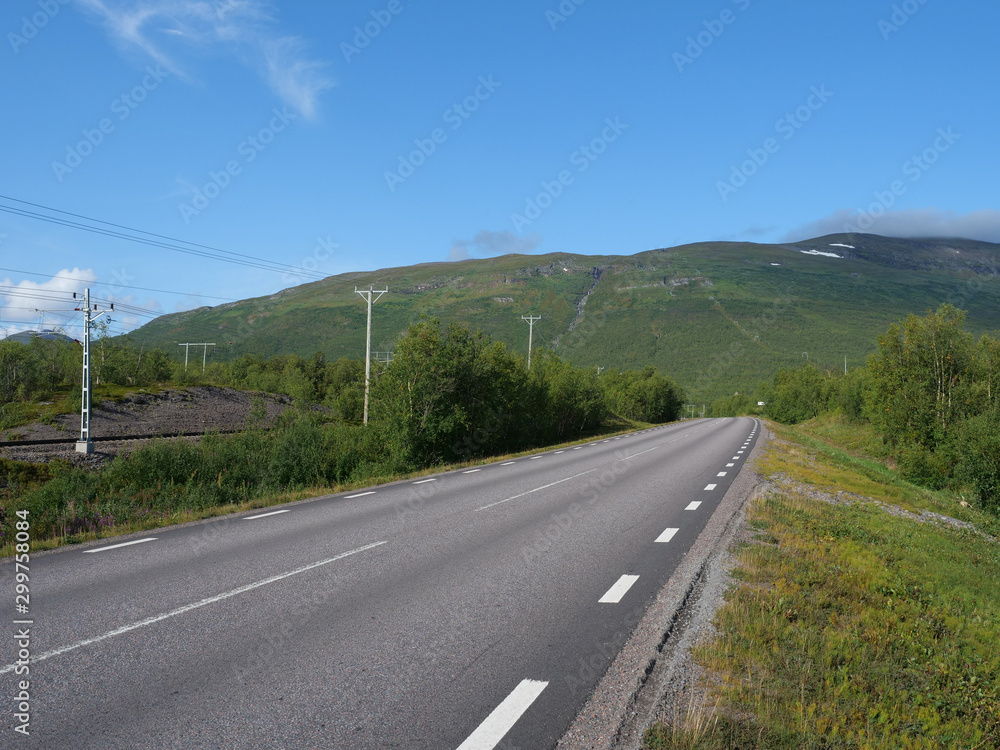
[2,417,759,749]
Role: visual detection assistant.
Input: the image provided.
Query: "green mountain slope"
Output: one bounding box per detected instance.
[128,234,1000,402]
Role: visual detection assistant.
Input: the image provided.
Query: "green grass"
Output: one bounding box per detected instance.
[643,418,1000,749]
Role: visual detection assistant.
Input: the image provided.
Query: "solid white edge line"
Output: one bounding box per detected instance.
[1,541,387,676]
[655,527,680,543]
[475,469,597,511]
[704,484,717,491]
[243,509,291,520]
[599,574,640,604]
[82,538,157,554]
[686,501,702,510]
[345,491,375,498]
[455,679,548,750]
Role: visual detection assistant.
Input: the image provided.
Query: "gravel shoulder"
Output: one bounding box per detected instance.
[556,420,771,750]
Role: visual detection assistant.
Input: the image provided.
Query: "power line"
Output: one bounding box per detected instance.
[0,266,239,302]
[0,196,327,280]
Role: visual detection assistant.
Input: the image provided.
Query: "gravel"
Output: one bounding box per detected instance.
[766,471,995,541]
[1,386,291,467]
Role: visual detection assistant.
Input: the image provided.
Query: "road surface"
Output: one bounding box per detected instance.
[2,417,759,749]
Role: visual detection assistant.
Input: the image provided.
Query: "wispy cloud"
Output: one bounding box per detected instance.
[448,230,543,262]
[73,0,334,120]
[787,208,1000,244]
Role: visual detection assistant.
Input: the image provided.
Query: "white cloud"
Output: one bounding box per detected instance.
[448,230,542,262]
[0,269,97,337]
[73,0,334,120]
[787,208,1000,244]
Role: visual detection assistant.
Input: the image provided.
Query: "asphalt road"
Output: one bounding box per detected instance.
[2,417,759,749]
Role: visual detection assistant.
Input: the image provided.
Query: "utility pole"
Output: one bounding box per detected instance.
[178,343,216,373]
[521,315,541,369]
[73,288,112,454]
[355,285,388,425]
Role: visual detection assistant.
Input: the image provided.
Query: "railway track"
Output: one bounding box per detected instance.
[0,429,244,449]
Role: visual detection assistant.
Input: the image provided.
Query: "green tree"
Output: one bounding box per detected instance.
[866,304,974,450]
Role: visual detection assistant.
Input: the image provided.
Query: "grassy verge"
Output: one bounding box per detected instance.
[644,417,1000,749]
[0,415,654,557]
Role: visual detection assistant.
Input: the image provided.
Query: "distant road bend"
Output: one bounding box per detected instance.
[2,417,760,749]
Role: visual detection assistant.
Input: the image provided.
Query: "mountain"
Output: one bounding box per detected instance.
[126,234,1000,403]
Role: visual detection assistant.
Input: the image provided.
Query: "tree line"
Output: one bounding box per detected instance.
[713,304,1000,513]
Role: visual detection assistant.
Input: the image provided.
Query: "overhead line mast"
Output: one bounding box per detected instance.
[73,288,112,454]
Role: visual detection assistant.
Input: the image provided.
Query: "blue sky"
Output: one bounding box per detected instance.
[2,0,998,335]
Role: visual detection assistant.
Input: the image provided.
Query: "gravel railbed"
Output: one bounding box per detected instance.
[1,386,291,467]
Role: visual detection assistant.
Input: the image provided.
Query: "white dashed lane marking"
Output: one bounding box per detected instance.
[82,538,157,554]
[599,575,640,604]
[243,510,290,520]
[455,679,548,750]
[655,528,680,543]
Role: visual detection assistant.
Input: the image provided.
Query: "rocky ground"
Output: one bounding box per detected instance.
[0,386,292,467]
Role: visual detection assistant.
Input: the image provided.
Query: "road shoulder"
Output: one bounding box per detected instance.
[557,421,770,750]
